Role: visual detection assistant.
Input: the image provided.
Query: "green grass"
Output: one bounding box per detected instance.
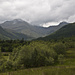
[0,48,75,75]
[63,48,75,66]
[0,66,75,75]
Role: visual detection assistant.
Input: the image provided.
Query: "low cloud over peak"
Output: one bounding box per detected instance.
[0,0,75,26]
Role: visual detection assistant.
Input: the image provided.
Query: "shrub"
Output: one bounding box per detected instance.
[53,43,66,54]
[58,54,64,64]
[9,42,57,68]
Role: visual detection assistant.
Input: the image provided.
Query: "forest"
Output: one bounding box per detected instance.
[0,37,75,73]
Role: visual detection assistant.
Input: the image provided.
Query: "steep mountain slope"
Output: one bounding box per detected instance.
[37,23,75,40]
[0,19,46,38]
[46,21,68,34]
[0,26,31,40]
[0,19,68,38]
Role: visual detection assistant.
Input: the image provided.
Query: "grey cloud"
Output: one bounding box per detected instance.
[0,0,75,26]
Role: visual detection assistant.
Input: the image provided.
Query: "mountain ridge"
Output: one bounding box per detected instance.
[0,19,69,38]
[0,25,32,40]
[37,23,75,40]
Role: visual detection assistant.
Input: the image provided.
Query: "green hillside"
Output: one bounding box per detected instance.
[38,23,75,40]
[0,26,31,40]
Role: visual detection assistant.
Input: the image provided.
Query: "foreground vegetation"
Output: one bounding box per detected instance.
[0,37,75,75]
[0,48,75,75]
[0,65,75,75]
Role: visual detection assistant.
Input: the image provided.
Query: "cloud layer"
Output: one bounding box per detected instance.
[0,0,75,25]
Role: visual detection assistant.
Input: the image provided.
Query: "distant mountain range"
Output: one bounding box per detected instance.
[37,23,75,40]
[0,19,68,38]
[0,26,31,40]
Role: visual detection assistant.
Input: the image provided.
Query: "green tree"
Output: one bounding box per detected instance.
[58,54,64,64]
[53,43,66,54]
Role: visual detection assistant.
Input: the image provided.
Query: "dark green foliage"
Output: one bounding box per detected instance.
[8,42,57,69]
[0,40,30,52]
[53,43,66,54]
[31,49,55,67]
[0,60,13,72]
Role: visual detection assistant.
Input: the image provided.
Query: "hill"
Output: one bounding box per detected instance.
[0,19,68,38]
[0,26,31,40]
[37,23,75,40]
[0,19,46,38]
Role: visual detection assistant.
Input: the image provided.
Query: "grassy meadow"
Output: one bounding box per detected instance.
[0,47,75,75]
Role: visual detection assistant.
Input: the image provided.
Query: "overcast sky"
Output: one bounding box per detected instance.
[0,0,75,26]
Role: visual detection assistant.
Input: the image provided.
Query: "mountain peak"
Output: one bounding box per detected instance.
[59,21,68,26]
[3,19,25,24]
[12,19,24,22]
[10,19,25,24]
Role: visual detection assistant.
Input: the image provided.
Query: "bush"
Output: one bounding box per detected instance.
[9,42,57,68]
[53,43,66,54]
[0,60,13,72]
[58,54,64,64]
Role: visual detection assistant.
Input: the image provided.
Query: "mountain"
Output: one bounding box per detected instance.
[37,23,75,40]
[0,19,45,38]
[46,21,68,34]
[0,19,68,38]
[0,26,31,40]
